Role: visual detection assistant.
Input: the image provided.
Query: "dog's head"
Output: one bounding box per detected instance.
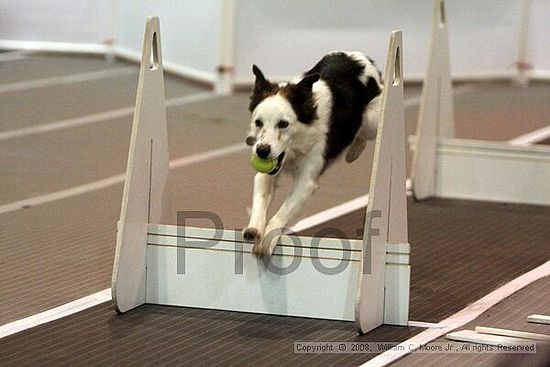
[245,65,319,175]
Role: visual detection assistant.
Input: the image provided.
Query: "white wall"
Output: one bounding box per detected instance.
[0,0,547,84]
[114,0,223,82]
[529,0,550,74]
[447,0,521,79]
[233,0,525,83]
[0,0,111,45]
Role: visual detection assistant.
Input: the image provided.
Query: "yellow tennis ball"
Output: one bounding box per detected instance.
[250,155,278,174]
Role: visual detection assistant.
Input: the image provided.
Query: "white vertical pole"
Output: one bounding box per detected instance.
[215,0,236,94]
[514,0,531,86]
[105,0,119,63]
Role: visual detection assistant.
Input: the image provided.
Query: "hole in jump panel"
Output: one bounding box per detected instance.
[150,32,160,70]
[439,0,446,26]
[393,46,402,87]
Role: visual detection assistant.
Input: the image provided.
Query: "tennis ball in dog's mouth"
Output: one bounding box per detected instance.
[250,155,278,174]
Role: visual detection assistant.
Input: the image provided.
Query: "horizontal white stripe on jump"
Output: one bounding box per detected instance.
[507,125,550,146]
[0,142,246,215]
[0,289,111,340]
[0,50,29,63]
[0,92,216,141]
[0,67,135,94]
[360,259,550,367]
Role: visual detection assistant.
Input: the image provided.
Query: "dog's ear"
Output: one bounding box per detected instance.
[252,64,271,91]
[295,73,320,93]
[250,64,276,112]
[286,73,320,124]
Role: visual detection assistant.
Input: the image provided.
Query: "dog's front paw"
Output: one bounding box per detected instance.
[252,223,283,257]
[243,227,262,242]
[252,235,279,258]
[252,242,269,257]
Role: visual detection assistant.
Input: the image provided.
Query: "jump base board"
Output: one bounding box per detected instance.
[146,224,410,322]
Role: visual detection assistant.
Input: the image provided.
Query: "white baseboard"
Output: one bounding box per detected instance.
[0,40,217,87]
[436,138,550,206]
[0,39,108,55]
[529,69,550,81]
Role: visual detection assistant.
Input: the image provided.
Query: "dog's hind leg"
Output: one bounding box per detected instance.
[345,124,369,163]
[345,94,381,163]
[244,173,275,242]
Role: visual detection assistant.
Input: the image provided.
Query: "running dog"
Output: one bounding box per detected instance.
[244,51,383,257]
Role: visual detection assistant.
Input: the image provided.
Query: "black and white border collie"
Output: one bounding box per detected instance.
[244,51,383,257]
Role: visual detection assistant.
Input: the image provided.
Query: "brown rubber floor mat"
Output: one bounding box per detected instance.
[300,198,550,322]
[391,276,550,367]
[0,72,203,133]
[0,94,250,205]
[0,302,421,367]
[454,82,550,141]
[0,185,121,325]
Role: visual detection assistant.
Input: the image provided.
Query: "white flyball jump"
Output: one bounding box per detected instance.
[411,0,550,206]
[111,17,410,335]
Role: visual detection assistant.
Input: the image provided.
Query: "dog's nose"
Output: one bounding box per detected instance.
[256,144,271,159]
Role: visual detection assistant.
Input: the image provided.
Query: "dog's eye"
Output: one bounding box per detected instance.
[277,120,289,129]
[254,119,263,128]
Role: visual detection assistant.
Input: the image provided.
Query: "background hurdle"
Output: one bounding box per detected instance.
[111,17,410,335]
[411,0,550,206]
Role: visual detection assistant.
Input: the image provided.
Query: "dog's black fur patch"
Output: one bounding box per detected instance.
[282,74,319,124]
[305,52,381,164]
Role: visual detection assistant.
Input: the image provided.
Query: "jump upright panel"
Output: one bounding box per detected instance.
[411,0,550,206]
[112,17,410,335]
[112,17,169,313]
[355,31,410,333]
[410,0,455,200]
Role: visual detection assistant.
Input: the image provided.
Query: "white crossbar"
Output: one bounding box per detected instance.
[475,326,550,342]
[446,330,538,347]
[145,224,408,321]
[434,138,550,205]
[527,314,550,325]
